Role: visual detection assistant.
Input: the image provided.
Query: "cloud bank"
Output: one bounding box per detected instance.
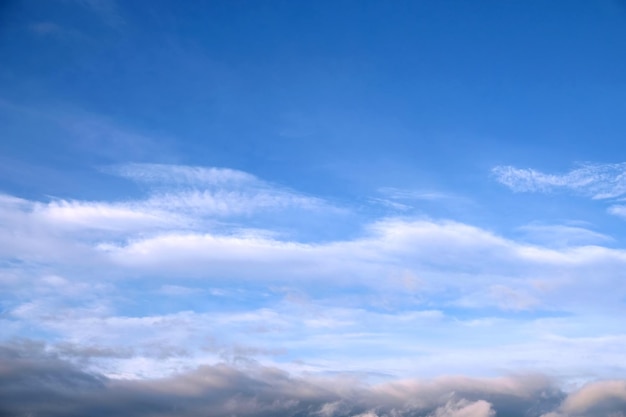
[3,342,626,417]
[0,342,575,417]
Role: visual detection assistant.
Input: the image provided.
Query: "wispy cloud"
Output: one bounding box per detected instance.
[0,164,334,245]
[113,163,258,187]
[113,163,332,216]
[492,162,626,199]
[73,0,125,28]
[62,116,171,162]
[516,223,613,247]
[0,98,173,164]
[378,188,460,202]
[372,187,471,213]
[29,22,65,35]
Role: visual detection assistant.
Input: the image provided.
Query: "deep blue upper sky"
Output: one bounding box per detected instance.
[3,1,626,191]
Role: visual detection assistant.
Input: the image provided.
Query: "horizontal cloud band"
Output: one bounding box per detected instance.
[4,342,626,417]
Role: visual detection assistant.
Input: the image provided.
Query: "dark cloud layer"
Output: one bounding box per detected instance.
[1,342,625,417]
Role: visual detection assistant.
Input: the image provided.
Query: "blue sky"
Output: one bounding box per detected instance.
[2,1,626,416]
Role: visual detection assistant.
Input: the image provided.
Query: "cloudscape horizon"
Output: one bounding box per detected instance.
[2,1,626,416]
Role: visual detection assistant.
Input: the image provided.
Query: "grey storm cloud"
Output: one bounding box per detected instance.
[1,342,625,417]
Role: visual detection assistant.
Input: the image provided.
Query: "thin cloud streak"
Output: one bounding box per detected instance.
[492,163,626,199]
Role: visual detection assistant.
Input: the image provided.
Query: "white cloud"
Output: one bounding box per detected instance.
[113,163,257,186]
[5,183,626,313]
[4,164,626,385]
[378,187,460,202]
[158,285,205,296]
[35,200,175,231]
[95,218,626,307]
[492,162,626,199]
[7,284,626,381]
[111,163,334,218]
[0,163,339,264]
[145,188,325,216]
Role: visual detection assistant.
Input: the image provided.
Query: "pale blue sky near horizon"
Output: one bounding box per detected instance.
[2,0,626,395]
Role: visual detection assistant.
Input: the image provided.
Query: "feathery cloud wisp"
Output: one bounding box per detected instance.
[492,163,626,199]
